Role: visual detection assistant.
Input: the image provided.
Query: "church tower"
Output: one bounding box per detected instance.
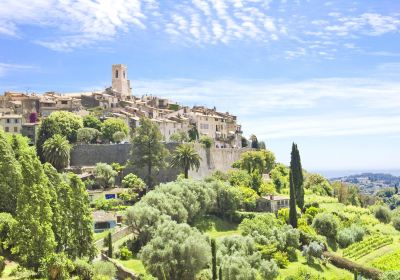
[111,64,132,99]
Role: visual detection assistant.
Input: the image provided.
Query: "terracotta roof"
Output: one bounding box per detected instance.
[93,211,117,222]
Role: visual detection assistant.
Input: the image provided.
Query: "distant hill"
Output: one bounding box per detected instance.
[331,173,400,194]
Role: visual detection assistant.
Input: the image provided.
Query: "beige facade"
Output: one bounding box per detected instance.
[0,114,23,134]
[112,64,132,99]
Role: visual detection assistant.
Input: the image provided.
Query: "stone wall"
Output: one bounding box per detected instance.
[71,143,248,182]
[101,253,138,280]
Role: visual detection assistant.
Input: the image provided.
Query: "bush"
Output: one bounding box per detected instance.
[337,225,365,248]
[119,246,133,260]
[93,261,116,279]
[259,260,279,280]
[77,127,101,144]
[393,216,400,231]
[0,256,5,277]
[73,259,94,280]
[273,251,289,268]
[312,213,339,239]
[302,241,323,264]
[39,253,74,280]
[305,206,320,218]
[112,131,126,143]
[199,136,213,148]
[374,206,391,224]
[286,247,298,262]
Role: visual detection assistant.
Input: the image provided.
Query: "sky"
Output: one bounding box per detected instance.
[0,0,400,174]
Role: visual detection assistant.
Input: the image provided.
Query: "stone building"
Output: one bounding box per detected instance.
[256,195,290,213]
[111,64,132,100]
[0,114,23,134]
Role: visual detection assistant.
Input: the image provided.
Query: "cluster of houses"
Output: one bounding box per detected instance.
[0,64,243,148]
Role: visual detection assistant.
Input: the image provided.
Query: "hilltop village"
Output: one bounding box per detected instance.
[0,64,243,148]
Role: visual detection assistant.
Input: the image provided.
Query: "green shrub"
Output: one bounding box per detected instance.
[337,225,365,248]
[392,216,400,231]
[273,251,289,268]
[374,206,391,224]
[312,213,339,239]
[73,259,94,280]
[199,136,213,148]
[93,261,116,279]
[305,206,320,218]
[286,247,298,262]
[0,256,5,277]
[119,246,133,260]
[39,253,74,280]
[259,260,279,280]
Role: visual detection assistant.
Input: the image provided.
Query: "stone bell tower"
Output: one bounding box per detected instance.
[111,64,132,99]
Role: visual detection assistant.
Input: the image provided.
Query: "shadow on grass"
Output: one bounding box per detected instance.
[327,237,338,252]
[194,215,239,233]
[304,261,324,272]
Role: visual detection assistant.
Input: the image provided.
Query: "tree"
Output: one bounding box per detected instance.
[374,206,391,224]
[241,137,249,148]
[290,143,304,210]
[77,127,101,144]
[94,163,118,189]
[130,117,169,188]
[250,135,259,149]
[170,131,189,143]
[11,150,56,271]
[83,115,103,131]
[200,136,213,148]
[112,131,126,143]
[140,220,211,280]
[36,111,83,161]
[258,141,266,150]
[289,174,298,228]
[0,213,17,254]
[0,129,23,214]
[302,241,323,264]
[312,213,339,239]
[120,173,146,203]
[188,126,199,141]
[43,134,71,171]
[101,118,129,142]
[170,143,201,179]
[211,239,217,280]
[107,232,113,258]
[67,174,96,259]
[39,252,74,280]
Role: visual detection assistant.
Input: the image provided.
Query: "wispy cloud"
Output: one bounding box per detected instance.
[133,75,400,139]
[0,63,35,77]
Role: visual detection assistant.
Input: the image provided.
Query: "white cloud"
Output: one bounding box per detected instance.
[133,76,400,139]
[0,0,157,51]
[0,63,35,77]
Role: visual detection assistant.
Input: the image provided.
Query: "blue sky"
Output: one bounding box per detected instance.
[1,0,400,173]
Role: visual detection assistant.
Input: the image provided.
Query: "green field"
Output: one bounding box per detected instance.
[195,215,240,238]
[116,257,148,275]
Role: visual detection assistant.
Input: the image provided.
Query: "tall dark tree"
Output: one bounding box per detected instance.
[107,232,113,258]
[289,172,298,228]
[211,239,217,280]
[250,135,259,149]
[290,143,304,210]
[130,117,169,188]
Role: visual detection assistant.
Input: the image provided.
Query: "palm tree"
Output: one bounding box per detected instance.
[43,134,71,171]
[170,143,201,179]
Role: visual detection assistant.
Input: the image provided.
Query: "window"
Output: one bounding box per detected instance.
[61,100,68,105]
[115,70,119,78]
[15,119,19,123]
[123,71,126,78]
[6,119,10,123]
[5,127,9,132]
[14,127,18,132]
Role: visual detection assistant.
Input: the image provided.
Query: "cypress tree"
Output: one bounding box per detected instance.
[289,171,298,228]
[219,266,222,280]
[291,143,304,210]
[107,232,113,258]
[211,239,217,280]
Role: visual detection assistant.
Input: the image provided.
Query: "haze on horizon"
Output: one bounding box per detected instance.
[0,0,399,172]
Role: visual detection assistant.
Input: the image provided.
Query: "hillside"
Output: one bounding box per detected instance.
[332,173,400,194]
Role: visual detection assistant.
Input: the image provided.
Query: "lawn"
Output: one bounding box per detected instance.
[116,257,148,276]
[2,260,35,280]
[278,252,353,280]
[194,215,240,239]
[93,228,115,242]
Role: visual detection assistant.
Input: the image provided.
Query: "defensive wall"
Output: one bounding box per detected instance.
[71,143,248,182]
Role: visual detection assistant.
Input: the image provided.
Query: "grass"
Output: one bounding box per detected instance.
[116,257,148,276]
[1,260,35,280]
[356,236,400,266]
[194,215,240,239]
[278,251,353,280]
[93,228,115,242]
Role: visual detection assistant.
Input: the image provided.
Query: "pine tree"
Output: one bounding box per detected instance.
[290,143,304,210]
[289,168,298,228]
[130,117,169,188]
[107,232,113,258]
[12,150,56,271]
[68,174,96,259]
[211,239,217,280]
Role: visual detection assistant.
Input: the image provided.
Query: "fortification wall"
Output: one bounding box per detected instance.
[71,143,247,182]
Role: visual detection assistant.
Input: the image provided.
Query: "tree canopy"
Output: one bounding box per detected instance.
[170,143,201,178]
